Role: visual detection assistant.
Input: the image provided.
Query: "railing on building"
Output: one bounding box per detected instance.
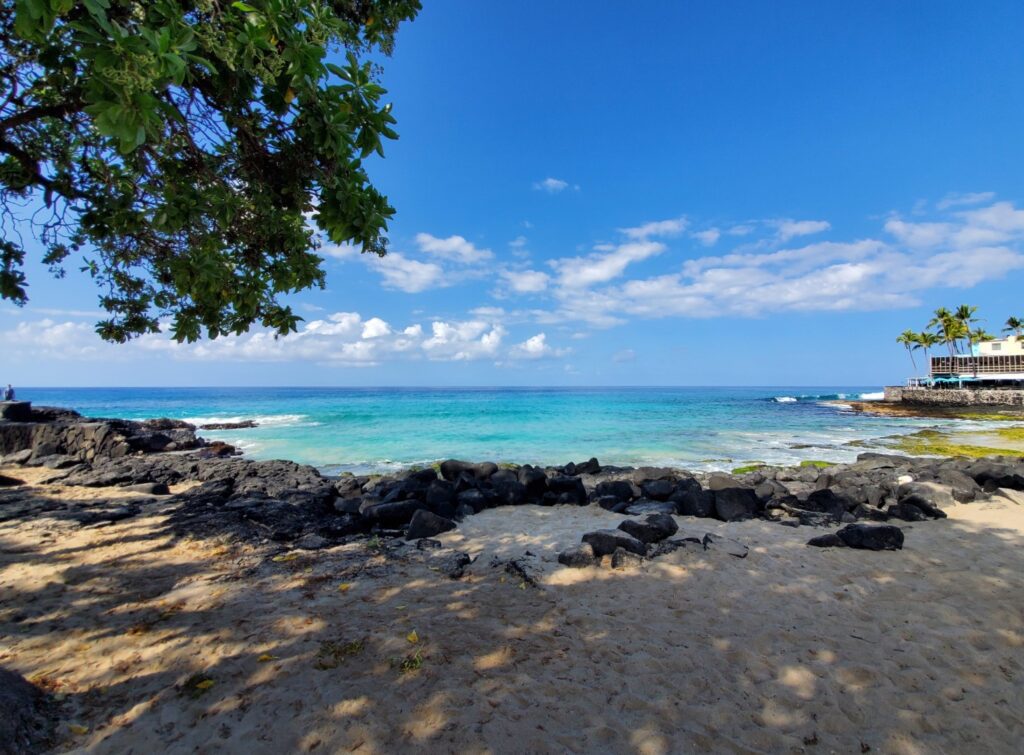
[929,354,1024,376]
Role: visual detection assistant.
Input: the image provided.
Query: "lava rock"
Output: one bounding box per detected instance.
[456,488,488,513]
[547,475,588,505]
[360,500,428,527]
[673,488,716,518]
[838,523,904,550]
[701,532,749,558]
[406,509,456,540]
[639,479,675,501]
[558,542,597,568]
[897,493,948,519]
[713,488,760,521]
[611,547,645,569]
[582,528,648,557]
[333,497,363,515]
[124,481,170,495]
[623,499,677,516]
[707,473,739,491]
[441,552,472,579]
[424,479,456,509]
[807,533,845,548]
[439,460,498,482]
[593,479,637,502]
[888,501,928,522]
[517,466,549,497]
[617,513,679,543]
[803,488,853,518]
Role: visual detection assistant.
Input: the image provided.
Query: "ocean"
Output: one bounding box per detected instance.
[16,386,994,475]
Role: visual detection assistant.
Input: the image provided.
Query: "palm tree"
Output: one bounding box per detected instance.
[1004,316,1023,337]
[917,331,942,377]
[928,307,961,357]
[970,328,996,343]
[954,304,981,355]
[896,330,919,373]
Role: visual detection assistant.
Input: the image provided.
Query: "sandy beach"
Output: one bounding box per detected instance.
[2,464,1023,754]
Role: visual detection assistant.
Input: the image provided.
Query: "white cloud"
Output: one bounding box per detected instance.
[773,219,831,242]
[550,240,665,289]
[613,348,636,363]
[533,177,573,193]
[937,191,995,210]
[0,311,532,367]
[509,236,527,249]
[366,253,444,293]
[508,332,567,360]
[531,198,1024,326]
[692,228,721,246]
[360,317,391,339]
[501,269,550,293]
[960,201,1024,233]
[422,320,505,361]
[414,233,493,264]
[320,241,361,260]
[620,217,687,240]
[727,224,755,236]
[884,218,952,248]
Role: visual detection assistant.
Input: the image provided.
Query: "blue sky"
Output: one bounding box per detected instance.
[4,1,1024,387]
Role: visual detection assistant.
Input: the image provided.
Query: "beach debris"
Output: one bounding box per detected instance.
[180,673,216,699]
[392,649,424,674]
[406,630,419,644]
[405,509,456,540]
[68,724,89,735]
[257,654,278,662]
[271,552,300,563]
[807,523,904,551]
[338,582,354,592]
[581,529,647,557]
[314,639,364,670]
[558,542,597,568]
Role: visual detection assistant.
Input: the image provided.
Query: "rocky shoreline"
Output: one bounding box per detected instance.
[2,406,1023,567]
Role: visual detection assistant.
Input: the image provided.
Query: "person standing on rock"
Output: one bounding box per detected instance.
[2,385,13,401]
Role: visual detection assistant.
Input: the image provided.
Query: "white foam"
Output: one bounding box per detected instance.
[774,396,798,403]
[183,413,307,428]
[858,391,885,401]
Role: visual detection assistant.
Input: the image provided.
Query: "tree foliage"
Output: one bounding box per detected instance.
[1,0,420,342]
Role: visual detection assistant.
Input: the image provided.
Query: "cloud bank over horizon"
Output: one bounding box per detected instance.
[4,192,1023,373]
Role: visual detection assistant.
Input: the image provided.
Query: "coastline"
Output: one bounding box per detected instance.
[2,406,1023,752]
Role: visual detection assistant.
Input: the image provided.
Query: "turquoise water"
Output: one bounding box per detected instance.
[18,386,996,474]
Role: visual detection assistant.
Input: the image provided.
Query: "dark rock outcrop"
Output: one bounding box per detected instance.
[618,513,678,543]
[713,488,760,521]
[406,510,456,540]
[558,542,597,568]
[808,523,904,551]
[582,529,647,557]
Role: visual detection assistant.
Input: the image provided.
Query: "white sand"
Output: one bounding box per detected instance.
[1,466,1023,753]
